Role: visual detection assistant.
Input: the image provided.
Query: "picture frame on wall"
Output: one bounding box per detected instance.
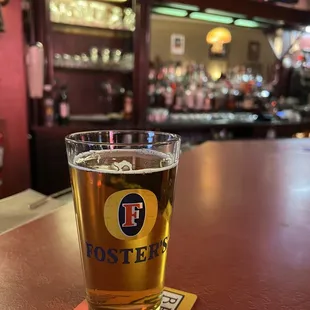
[170,34,185,55]
[247,41,261,61]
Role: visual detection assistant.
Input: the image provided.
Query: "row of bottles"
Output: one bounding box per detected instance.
[42,82,133,127]
[148,62,269,112]
[149,83,215,112]
[98,82,133,117]
[43,84,70,127]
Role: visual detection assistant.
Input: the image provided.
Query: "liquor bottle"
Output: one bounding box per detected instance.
[123,90,133,120]
[163,86,174,108]
[203,92,211,111]
[43,84,54,127]
[198,64,208,85]
[172,83,184,112]
[195,84,205,111]
[184,83,195,112]
[148,68,157,107]
[56,85,70,126]
[154,83,166,108]
[113,85,125,113]
[148,83,156,107]
[100,82,113,114]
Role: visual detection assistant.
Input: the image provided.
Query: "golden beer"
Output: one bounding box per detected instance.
[68,139,179,310]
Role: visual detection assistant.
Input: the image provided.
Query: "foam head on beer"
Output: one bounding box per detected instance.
[66,131,181,310]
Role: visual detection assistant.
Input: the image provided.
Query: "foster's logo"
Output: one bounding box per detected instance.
[119,193,145,237]
[104,189,158,240]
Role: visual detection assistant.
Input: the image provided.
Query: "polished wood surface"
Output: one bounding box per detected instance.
[2,140,310,309]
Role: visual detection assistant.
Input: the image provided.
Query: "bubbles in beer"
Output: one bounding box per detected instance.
[71,149,177,174]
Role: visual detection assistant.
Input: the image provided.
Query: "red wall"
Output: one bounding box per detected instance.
[0,1,30,196]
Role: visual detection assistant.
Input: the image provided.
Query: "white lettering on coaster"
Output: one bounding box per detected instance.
[161,290,184,310]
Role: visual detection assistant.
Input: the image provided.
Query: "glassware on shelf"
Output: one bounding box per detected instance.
[101,48,111,64]
[71,2,84,24]
[73,54,82,67]
[54,53,62,66]
[50,0,135,31]
[58,2,68,23]
[111,49,122,64]
[63,54,72,67]
[80,53,90,67]
[50,1,60,22]
[108,6,123,29]
[92,2,107,27]
[53,48,133,71]
[121,53,134,70]
[123,8,136,31]
[89,47,99,64]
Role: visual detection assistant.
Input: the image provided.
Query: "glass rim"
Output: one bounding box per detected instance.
[65,130,181,147]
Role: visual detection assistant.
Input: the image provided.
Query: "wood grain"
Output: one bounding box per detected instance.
[2,140,310,309]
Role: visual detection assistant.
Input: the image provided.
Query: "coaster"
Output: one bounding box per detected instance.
[74,287,197,310]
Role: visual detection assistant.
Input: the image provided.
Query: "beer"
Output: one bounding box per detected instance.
[69,148,178,310]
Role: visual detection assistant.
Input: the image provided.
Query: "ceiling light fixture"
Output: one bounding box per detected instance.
[253,17,284,25]
[205,9,246,19]
[152,7,188,17]
[189,12,233,24]
[165,2,199,11]
[234,19,260,28]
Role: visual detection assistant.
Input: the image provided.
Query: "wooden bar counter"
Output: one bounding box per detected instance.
[1,140,310,309]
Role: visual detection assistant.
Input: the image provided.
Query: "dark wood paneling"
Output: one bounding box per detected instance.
[52,30,133,55]
[30,126,73,194]
[52,28,133,114]
[31,0,135,124]
[54,69,132,114]
[31,123,134,195]
[134,0,152,128]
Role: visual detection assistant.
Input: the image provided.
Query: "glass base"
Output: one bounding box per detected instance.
[88,301,161,310]
[86,289,162,310]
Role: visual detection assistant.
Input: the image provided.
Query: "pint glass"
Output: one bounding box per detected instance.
[65,131,181,310]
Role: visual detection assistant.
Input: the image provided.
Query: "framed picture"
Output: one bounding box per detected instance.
[170,34,185,55]
[247,41,261,62]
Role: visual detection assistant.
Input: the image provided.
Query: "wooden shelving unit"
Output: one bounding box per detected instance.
[52,22,133,38]
[29,0,140,194]
[54,63,133,74]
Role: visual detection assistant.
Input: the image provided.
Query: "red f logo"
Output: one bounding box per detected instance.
[122,203,143,227]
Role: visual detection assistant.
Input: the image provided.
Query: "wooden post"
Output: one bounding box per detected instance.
[133,0,152,129]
